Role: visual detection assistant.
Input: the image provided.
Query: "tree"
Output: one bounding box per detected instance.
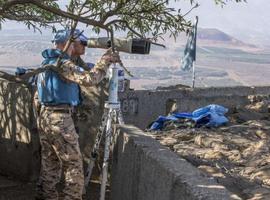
[0,0,246,39]
[0,0,246,82]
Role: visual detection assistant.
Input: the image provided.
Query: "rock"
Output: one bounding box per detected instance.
[159,137,178,146]
[198,165,225,178]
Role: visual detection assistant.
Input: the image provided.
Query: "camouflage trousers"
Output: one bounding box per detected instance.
[37,106,84,200]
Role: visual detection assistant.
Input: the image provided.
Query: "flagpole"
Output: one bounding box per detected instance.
[181,16,198,87]
[192,16,198,89]
[192,61,195,88]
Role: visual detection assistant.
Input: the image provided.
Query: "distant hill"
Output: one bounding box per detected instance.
[198,28,238,42]
[197,28,257,49]
[159,27,259,51]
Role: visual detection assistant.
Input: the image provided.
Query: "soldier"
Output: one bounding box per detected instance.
[70,29,94,70]
[68,30,102,140]
[36,29,120,200]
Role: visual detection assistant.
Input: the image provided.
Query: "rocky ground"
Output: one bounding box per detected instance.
[150,95,270,200]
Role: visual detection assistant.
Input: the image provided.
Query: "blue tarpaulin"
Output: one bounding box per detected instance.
[149,104,229,130]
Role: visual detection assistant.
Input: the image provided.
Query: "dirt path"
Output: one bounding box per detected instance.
[0,175,110,200]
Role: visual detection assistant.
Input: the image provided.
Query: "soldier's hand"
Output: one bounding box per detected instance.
[101,48,121,64]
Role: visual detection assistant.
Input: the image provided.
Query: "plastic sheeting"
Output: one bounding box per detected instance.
[149,104,228,130]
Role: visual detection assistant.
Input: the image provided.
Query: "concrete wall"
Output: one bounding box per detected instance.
[119,86,270,129]
[111,125,241,200]
[0,78,108,181]
[0,79,39,181]
[1,78,270,183]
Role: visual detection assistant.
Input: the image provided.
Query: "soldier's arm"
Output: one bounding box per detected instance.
[60,58,110,86]
[60,48,120,86]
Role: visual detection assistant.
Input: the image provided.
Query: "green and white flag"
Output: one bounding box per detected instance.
[181,16,198,71]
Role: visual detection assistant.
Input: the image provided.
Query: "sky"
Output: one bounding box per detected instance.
[176,0,270,45]
[1,0,270,45]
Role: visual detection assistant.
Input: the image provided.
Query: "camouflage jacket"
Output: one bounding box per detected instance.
[71,56,90,71]
[60,58,109,87]
[40,49,110,87]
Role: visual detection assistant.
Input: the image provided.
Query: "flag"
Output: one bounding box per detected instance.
[181,16,198,71]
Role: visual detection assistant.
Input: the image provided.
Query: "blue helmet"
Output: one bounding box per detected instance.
[52,29,88,44]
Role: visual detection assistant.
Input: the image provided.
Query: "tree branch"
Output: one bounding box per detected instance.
[2,12,60,24]
[0,63,62,84]
[0,0,110,31]
[182,3,200,17]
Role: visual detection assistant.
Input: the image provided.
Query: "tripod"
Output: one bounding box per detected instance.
[84,63,124,200]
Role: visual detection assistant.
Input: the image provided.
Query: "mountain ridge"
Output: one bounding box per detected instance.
[197,28,257,49]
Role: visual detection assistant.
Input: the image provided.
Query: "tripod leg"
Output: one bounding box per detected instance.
[84,109,109,193]
[117,109,124,125]
[100,109,113,200]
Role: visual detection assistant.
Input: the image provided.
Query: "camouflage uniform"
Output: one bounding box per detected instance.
[37,58,111,200]
[71,56,90,71]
